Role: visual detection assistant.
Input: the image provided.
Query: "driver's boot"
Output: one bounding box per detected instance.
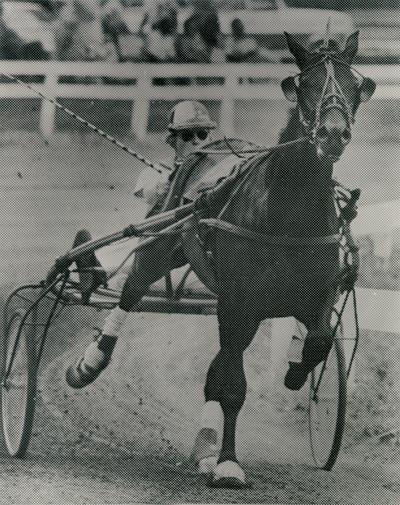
[73,229,107,304]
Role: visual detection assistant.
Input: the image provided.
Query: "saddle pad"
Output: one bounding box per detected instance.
[169,139,258,207]
[183,153,240,202]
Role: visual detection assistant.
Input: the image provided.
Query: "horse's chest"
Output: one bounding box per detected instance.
[217,238,339,292]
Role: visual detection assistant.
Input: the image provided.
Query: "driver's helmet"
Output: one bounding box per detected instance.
[168,100,217,131]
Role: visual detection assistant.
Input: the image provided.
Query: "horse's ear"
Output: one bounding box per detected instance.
[284,32,313,69]
[281,76,298,102]
[359,77,376,102]
[340,31,359,63]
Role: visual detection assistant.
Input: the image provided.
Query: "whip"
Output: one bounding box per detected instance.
[1,72,171,174]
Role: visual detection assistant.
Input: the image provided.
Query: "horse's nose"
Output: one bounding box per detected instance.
[317,109,352,147]
[316,124,352,147]
[317,125,351,147]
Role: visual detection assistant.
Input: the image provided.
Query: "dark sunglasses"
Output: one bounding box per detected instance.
[180,129,209,142]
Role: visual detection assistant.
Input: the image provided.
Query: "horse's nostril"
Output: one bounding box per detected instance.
[342,128,352,143]
[316,126,329,140]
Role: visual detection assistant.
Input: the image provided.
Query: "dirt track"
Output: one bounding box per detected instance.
[1,135,400,503]
[1,306,400,504]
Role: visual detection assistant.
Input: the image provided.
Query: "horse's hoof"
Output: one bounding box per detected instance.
[209,461,251,489]
[198,455,218,475]
[284,362,309,391]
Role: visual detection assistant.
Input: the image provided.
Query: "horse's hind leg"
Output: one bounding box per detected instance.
[203,311,259,488]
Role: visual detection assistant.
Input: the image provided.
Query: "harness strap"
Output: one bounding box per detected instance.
[199,218,340,246]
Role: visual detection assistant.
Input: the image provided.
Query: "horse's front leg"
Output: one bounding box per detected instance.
[191,402,221,474]
[285,287,338,391]
[204,314,259,488]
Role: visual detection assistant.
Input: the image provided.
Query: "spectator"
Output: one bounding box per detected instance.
[225,18,258,62]
[0,18,24,60]
[22,41,50,60]
[55,0,114,61]
[102,0,131,61]
[143,14,177,62]
[175,16,209,63]
[140,1,178,35]
[0,3,48,60]
[225,17,280,63]
[189,0,225,63]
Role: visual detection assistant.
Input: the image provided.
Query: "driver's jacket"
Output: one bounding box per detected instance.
[133,160,181,210]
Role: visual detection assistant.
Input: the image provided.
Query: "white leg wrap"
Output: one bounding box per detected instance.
[83,341,106,369]
[198,456,218,475]
[200,401,223,432]
[287,335,304,363]
[102,306,128,337]
[213,461,246,483]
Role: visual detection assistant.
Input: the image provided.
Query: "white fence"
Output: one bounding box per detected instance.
[0,61,399,140]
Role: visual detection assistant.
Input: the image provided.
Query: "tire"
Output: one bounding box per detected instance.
[308,331,347,471]
[0,309,37,457]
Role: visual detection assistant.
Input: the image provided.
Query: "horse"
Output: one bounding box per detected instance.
[180,31,376,487]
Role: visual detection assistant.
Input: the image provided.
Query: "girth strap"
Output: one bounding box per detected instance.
[199,218,340,246]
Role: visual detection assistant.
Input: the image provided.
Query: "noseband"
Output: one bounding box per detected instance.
[296,53,358,141]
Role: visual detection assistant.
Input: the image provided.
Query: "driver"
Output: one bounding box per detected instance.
[66,100,216,388]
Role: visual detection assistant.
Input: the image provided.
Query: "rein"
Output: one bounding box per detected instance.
[195,136,309,156]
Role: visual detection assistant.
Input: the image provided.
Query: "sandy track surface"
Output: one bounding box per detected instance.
[1,304,399,504]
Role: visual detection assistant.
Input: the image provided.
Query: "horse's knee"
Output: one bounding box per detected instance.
[204,355,221,401]
[220,389,245,414]
[204,351,246,408]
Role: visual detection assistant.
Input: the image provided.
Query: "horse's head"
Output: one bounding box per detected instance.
[281,31,376,162]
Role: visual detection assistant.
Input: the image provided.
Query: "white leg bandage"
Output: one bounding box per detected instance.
[102,306,128,337]
[200,401,223,432]
[83,341,106,369]
[287,335,304,363]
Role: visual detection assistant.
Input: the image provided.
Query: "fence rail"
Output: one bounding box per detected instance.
[0,61,399,139]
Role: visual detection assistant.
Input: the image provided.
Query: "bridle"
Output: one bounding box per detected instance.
[294,52,363,142]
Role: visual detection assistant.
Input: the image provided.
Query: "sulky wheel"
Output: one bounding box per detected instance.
[308,327,347,471]
[0,308,37,457]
